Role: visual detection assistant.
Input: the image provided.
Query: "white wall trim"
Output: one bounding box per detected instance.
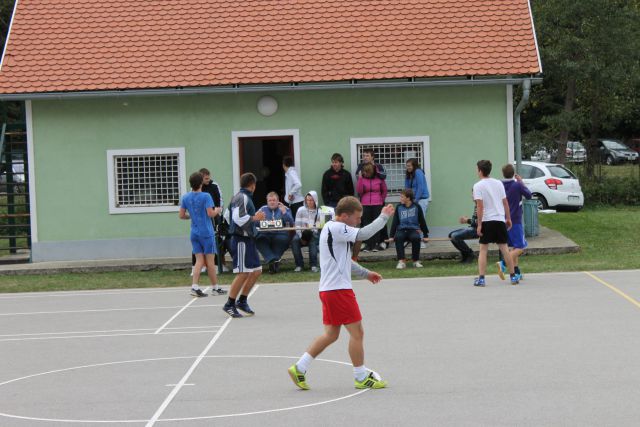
[231,129,300,195]
[506,85,515,163]
[349,136,431,203]
[527,0,543,74]
[0,0,19,73]
[25,100,37,243]
[106,147,186,214]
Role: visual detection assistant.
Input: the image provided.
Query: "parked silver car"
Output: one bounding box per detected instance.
[565,141,586,163]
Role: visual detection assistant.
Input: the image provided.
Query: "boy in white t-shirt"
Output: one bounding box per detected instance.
[288,196,395,390]
[472,160,518,286]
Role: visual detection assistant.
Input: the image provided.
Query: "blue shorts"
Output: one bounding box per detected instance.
[191,234,217,255]
[507,223,527,249]
[231,236,262,273]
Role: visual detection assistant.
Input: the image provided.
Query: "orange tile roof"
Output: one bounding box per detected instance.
[0,0,541,95]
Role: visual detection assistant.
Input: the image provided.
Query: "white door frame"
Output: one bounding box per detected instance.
[231,129,300,194]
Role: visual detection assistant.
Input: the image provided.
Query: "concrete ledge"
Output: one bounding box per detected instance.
[0,226,579,276]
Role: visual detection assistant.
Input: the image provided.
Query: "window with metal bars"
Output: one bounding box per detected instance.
[352,139,428,195]
[107,148,185,214]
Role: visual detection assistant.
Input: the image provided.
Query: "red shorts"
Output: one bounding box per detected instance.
[319,289,362,326]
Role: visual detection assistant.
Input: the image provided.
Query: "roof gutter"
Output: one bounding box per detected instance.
[0,76,542,101]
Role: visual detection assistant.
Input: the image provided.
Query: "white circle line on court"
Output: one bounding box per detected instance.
[0,303,222,317]
[0,288,189,299]
[0,355,366,424]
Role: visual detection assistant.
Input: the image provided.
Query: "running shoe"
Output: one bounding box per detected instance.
[396,260,406,269]
[510,275,520,285]
[235,300,255,316]
[211,288,228,295]
[515,272,523,281]
[354,371,387,389]
[496,261,506,280]
[191,288,208,297]
[222,303,243,318]
[288,364,310,390]
[413,261,424,268]
[294,266,303,272]
[473,277,486,287]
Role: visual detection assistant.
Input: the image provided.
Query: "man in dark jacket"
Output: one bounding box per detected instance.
[321,153,355,207]
[448,191,479,264]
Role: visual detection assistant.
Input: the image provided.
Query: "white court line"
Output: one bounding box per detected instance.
[0,330,217,343]
[0,287,188,299]
[145,285,260,427]
[0,325,220,338]
[0,303,222,317]
[154,287,210,334]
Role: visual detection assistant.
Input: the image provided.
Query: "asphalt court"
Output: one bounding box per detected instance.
[0,270,638,426]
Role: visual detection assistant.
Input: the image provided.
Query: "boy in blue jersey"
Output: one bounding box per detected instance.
[179,172,222,297]
[388,189,429,269]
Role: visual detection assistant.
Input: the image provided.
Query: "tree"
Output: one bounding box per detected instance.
[527,0,640,175]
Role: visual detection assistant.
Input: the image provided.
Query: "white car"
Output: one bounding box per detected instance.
[517,161,583,211]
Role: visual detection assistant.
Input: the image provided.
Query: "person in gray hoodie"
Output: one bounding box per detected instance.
[291,191,321,272]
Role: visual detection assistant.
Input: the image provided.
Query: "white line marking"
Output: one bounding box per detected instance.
[0,354,362,424]
[0,325,221,338]
[0,303,221,317]
[0,330,217,343]
[154,287,210,334]
[0,287,188,299]
[165,383,194,387]
[145,285,260,427]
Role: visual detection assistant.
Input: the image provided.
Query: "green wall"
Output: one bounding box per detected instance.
[32,85,510,242]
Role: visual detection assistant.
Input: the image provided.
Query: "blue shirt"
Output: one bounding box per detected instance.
[180,192,215,238]
[405,168,429,200]
[390,202,429,236]
[257,205,294,237]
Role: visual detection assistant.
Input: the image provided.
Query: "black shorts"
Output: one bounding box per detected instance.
[478,221,508,244]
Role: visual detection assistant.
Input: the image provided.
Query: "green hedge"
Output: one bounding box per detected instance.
[579,175,640,206]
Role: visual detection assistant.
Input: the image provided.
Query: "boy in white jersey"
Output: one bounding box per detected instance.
[288,196,395,390]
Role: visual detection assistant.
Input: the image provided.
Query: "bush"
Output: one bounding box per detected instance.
[578,175,640,206]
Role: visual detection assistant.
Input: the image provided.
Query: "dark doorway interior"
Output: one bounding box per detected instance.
[238,136,294,207]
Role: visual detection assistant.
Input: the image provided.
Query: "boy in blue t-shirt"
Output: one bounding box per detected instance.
[179,172,222,297]
[388,189,429,269]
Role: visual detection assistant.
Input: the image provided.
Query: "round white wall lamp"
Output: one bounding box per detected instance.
[257,95,278,116]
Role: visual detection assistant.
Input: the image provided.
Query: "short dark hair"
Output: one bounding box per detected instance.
[401,188,414,200]
[502,164,515,179]
[362,148,375,157]
[189,172,203,190]
[331,153,344,163]
[199,168,210,176]
[282,156,294,167]
[477,160,492,177]
[335,196,363,216]
[240,172,257,188]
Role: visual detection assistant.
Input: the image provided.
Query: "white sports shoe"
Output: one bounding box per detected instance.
[311,266,319,273]
[413,261,423,268]
[420,242,427,249]
[396,260,406,269]
[294,266,303,272]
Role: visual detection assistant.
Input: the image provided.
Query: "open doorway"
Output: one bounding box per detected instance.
[238,135,294,206]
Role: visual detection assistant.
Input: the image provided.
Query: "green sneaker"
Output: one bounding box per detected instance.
[288,364,310,390]
[354,371,387,389]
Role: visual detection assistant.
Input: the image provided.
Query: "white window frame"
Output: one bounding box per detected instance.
[106,147,187,214]
[350,136,431,203]
[231,129,300,195]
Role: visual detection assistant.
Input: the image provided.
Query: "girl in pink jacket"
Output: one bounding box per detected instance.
[356,163,388,251]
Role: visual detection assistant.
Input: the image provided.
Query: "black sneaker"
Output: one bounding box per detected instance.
[235,300,255,316]
[223,303,243,318]
[273,260,281,273]
[211,288,228,295]
[268,262,276,274]
[191,288,208,298]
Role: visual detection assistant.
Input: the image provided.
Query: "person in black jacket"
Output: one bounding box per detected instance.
[448,191,479,264]
[321,153,354,208]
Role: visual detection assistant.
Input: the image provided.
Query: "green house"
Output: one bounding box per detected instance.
[0,1,541,262]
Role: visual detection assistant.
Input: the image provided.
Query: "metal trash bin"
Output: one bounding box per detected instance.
[523,199,539,237]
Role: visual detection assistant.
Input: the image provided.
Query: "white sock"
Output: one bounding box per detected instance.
[191,284,200,290]
[354,365,368,381]
[296,352,314,373]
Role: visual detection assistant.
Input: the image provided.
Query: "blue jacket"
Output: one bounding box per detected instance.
[405,168,429,200]
[390,202,429,237]
[257,205,294,237]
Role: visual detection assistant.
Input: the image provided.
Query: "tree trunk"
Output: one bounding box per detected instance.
[556,79,576,164]
[585,105,601,179]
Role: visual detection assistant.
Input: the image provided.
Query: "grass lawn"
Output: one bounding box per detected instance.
[0,206,638,293]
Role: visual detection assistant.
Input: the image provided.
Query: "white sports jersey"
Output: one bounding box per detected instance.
[319,220,359,292]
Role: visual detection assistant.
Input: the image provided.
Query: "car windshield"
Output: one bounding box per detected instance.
[602,140,628,150]
[568,141,585,150]
[548,165,576,179]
